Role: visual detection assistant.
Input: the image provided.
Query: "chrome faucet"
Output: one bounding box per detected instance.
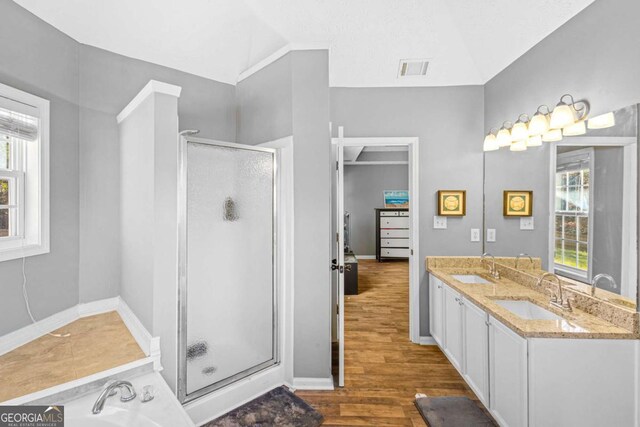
[92,380,137,414]
[481,252,500,279]
[591,274,617,297]
[537,272,572,311]
[515,253,533,270]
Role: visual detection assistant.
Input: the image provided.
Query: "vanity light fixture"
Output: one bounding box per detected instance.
[588,112,615,129]
[562,120,587,136]
[496,122,513,147]
[542,128,563,142]
[511,114,530,141]
[549,94,590,129]
[528,105,551,136]
[483,129,500,152]
[527,135,543,147]
[510,139,528,152]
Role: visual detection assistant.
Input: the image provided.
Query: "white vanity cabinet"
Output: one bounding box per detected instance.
[429,276,444,347]
[442,284,464,372]
[488,315,528,427]
[462,299,489,406]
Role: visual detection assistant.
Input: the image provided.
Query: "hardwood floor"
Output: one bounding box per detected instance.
[0,311,145,402]
[297,259,486,426]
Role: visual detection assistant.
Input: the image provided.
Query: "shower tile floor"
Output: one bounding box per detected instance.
[0,311,145,402]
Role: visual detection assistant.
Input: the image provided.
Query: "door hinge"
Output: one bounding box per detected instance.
[336,232,339,242]
[336,304,340,315]
[411,249,414,255]
[336,161,339,170]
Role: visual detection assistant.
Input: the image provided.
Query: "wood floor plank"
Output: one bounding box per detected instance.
[297,259,492,426]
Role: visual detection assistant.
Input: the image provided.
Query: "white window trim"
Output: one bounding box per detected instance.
[553,148,594,281]
[0,82,49,262]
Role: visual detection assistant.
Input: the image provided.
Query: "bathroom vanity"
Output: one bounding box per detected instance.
[427,256,639,427]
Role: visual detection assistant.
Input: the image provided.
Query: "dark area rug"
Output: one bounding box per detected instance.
[415,395,496,427]
[202,386,323,427]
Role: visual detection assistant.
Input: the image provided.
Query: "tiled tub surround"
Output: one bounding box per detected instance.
[426,256,639,427]
[426,256,639,338]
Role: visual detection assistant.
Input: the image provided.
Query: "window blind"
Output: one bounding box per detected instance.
[0,107,38,141]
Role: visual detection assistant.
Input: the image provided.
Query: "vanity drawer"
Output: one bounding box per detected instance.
[380,211,399,217]
[380,217,409,228]
[380,229,410,238]
[381,248,410,258]
[381,238,409,248]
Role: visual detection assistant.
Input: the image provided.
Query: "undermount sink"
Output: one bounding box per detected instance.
[494,299,564,321]
[452,274,492,284]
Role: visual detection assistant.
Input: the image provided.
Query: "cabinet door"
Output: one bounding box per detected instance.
[429,275,444,347]
[462,298,489,407]
[489,316,528,427]
[443,285,463,372]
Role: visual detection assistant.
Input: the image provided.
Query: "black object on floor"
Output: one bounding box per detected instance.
[415,395,496,427]
[202,386,323,427]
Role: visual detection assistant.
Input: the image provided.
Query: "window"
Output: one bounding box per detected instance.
[0,83,49,262]
[554,149,592,278]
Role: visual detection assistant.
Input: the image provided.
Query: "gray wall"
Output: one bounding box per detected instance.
[0,0,79,336]
[344,165,408,255]
[237,50,332,379]
[78,44,236,304]
[483,0,640,266]
[0,1,237,336]
[331,86,485,336]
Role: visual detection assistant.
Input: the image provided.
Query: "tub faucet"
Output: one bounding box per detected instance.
[591,274,617,297]
[537,272,572,311]
[515,253,533,270]
[92,380,137,414]
[481,252,499,279]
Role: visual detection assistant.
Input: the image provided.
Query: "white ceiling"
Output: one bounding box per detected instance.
[14,0,594,87]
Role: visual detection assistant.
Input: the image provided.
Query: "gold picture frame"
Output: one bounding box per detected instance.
[437,190,466,216]
[503,190,533,216]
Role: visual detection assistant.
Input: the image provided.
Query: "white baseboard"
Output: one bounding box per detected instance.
[0,296,157,359]
[291,377,335,390]
[355,255,377,260]
[419,336,437,345]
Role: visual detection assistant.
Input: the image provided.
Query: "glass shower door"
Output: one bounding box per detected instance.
[179,139,276,402]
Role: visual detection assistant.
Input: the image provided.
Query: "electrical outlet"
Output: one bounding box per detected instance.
[433,216,447,229]
[486,228,496,242]
[520,217,534,230]
[471,228,480,242]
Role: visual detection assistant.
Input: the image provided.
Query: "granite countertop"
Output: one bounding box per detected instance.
[427,266,638,340]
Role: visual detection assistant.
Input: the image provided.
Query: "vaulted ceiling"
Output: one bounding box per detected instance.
[14,0,594,87]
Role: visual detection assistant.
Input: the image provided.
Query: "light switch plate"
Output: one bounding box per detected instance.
[471,228,480,242]
[486,228,496,242]
[520,217,534,230]
[433,216,447,229]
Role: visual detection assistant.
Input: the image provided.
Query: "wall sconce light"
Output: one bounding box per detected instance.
[496,122,513,147]
[588,112,615,129]
[483,129,499,152]
[511,114,530,141]
[510,139,528,152]
[563,120,587,136]
[527,135,543,147]
[542,128,563,142]
[528,105,551,136]
[549,94,590,129]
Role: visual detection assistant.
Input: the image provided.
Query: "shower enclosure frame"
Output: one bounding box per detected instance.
[176,135,280,404]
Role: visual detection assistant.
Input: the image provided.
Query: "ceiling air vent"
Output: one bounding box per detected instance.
[398,59,429,78]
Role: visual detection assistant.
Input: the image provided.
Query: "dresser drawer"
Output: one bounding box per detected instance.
[381,238,409,248]
[380,217,410,229]
[380,229,410,238]
[399,211,409,217]
[381,248,410,258]
[380,211,399,217]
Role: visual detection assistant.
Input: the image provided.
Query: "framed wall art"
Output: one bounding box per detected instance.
[503,190,533,216]
[437,190,466,216]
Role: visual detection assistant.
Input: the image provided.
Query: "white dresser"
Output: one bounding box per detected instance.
[375,208,410,261]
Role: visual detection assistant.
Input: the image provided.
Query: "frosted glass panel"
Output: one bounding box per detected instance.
[185,142,275,395]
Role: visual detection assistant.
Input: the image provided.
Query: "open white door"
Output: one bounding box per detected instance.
[335,144,345,387]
